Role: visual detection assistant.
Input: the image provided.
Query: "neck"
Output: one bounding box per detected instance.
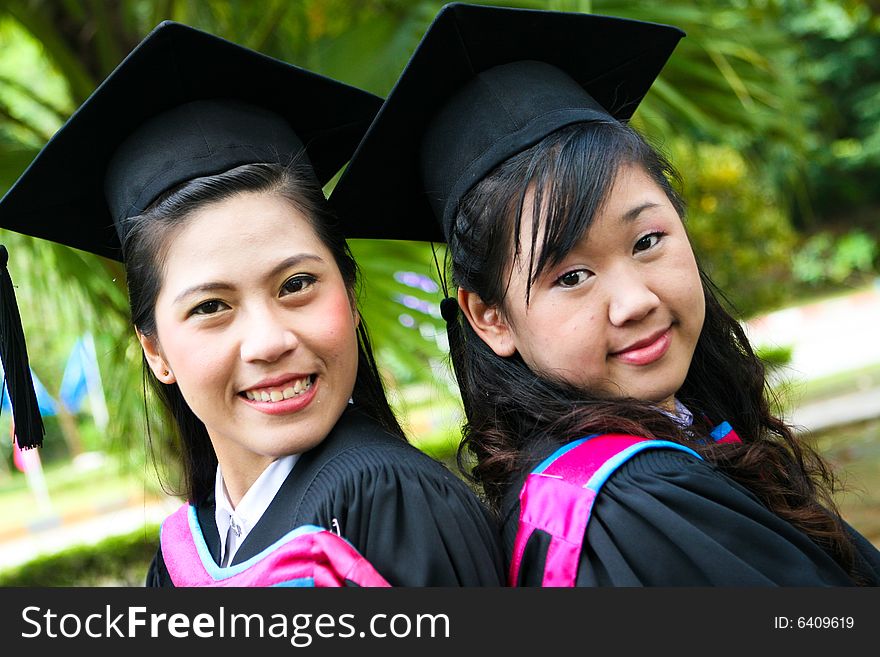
[219,458,273,508]
[657,396,676,413]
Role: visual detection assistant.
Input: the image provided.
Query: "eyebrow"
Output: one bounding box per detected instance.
[172,253,326,305]
[622,202,662,222]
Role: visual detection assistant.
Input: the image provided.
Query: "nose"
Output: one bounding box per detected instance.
[239,303,299,363]
[607,267,660,327]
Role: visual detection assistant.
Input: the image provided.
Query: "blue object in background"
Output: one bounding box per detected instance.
[59,336,90,413]
[57,333,109,430]
[0,363,58,417]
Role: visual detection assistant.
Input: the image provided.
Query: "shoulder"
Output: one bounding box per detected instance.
[593,443,790,526]
[586,447,864,584]
[505,439,859,585]
[601,443,748,498]
[502,438,721,550]
[505,436,725,516]
[521,435,753,505]
[503,437,752,549]
[299,407,504,586]
[294,408,485,516]
[558,440,770,528]
[304,405,469,492]
[146,547,172,587]
[843,522,880,584]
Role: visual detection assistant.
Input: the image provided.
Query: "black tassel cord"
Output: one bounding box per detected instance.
[0,244,45,449]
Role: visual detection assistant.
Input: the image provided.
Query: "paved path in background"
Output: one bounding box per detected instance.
[744,282,880,382]
[0,497,178,572]
[789,387,880,434]
[744,281,880,434]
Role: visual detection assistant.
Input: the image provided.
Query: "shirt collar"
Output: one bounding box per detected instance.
[214,454,298,564]
[660,397,693,427]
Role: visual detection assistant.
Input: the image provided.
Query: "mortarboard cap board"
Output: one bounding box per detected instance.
[0,21,382,448]
[0,20,383,261]
[330,2,685,243]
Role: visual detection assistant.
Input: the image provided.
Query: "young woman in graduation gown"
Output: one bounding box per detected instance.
[0,21,503,587]
[330,3,880,586]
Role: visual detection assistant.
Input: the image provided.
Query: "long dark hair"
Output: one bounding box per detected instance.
[447,121,859,579]
[123,162,404,504]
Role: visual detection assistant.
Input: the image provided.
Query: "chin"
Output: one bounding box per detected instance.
[633,386,680,407]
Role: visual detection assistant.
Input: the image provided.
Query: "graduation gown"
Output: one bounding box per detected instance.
[148,405,505,587]
[502,445,880,586]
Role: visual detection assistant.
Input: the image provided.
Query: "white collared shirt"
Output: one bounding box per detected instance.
[214,454,298,567]
[666,397,694,427]
[656,397,694,428]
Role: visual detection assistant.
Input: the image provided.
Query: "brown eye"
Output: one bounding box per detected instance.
[190,300,228,316]
[556,270,590,288]
[634,232,663,253]
[281,274,316,296]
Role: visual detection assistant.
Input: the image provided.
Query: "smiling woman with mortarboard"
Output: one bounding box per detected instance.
[0,20,504,587]
[332,2,880,587]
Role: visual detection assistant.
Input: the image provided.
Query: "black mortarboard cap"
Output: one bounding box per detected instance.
[0,20,382,261]
[331,2,684,242]
[0,22,382,448]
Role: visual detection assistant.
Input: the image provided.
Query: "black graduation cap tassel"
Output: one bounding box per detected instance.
[0,244,45,449]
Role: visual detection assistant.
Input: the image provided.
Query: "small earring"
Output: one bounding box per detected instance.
[162,369,169,377]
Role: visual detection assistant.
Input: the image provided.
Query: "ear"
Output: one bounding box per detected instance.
[137,329,176,384]
[457,287,516,357]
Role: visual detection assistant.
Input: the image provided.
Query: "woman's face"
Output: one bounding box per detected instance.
[462,164,705,410]
[140,191,360,485]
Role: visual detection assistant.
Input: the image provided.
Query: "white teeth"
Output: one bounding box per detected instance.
[245,377,312,403]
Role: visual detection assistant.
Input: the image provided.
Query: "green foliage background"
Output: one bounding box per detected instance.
[0,526,159,586]
[0,0,879,473]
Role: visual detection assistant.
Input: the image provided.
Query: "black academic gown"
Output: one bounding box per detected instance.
[148,406,505,587]
[503,446,880,586]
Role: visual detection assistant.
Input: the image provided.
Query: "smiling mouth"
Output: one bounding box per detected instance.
[240,374,315,403]
[611,328,672,366]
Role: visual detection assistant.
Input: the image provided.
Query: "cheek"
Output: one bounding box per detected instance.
[317,291,360,361]
[681,259,706,329]
[155,317,229,391]
[520,311,606,374]
[693,283,706,326]
[567,324,606,377]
